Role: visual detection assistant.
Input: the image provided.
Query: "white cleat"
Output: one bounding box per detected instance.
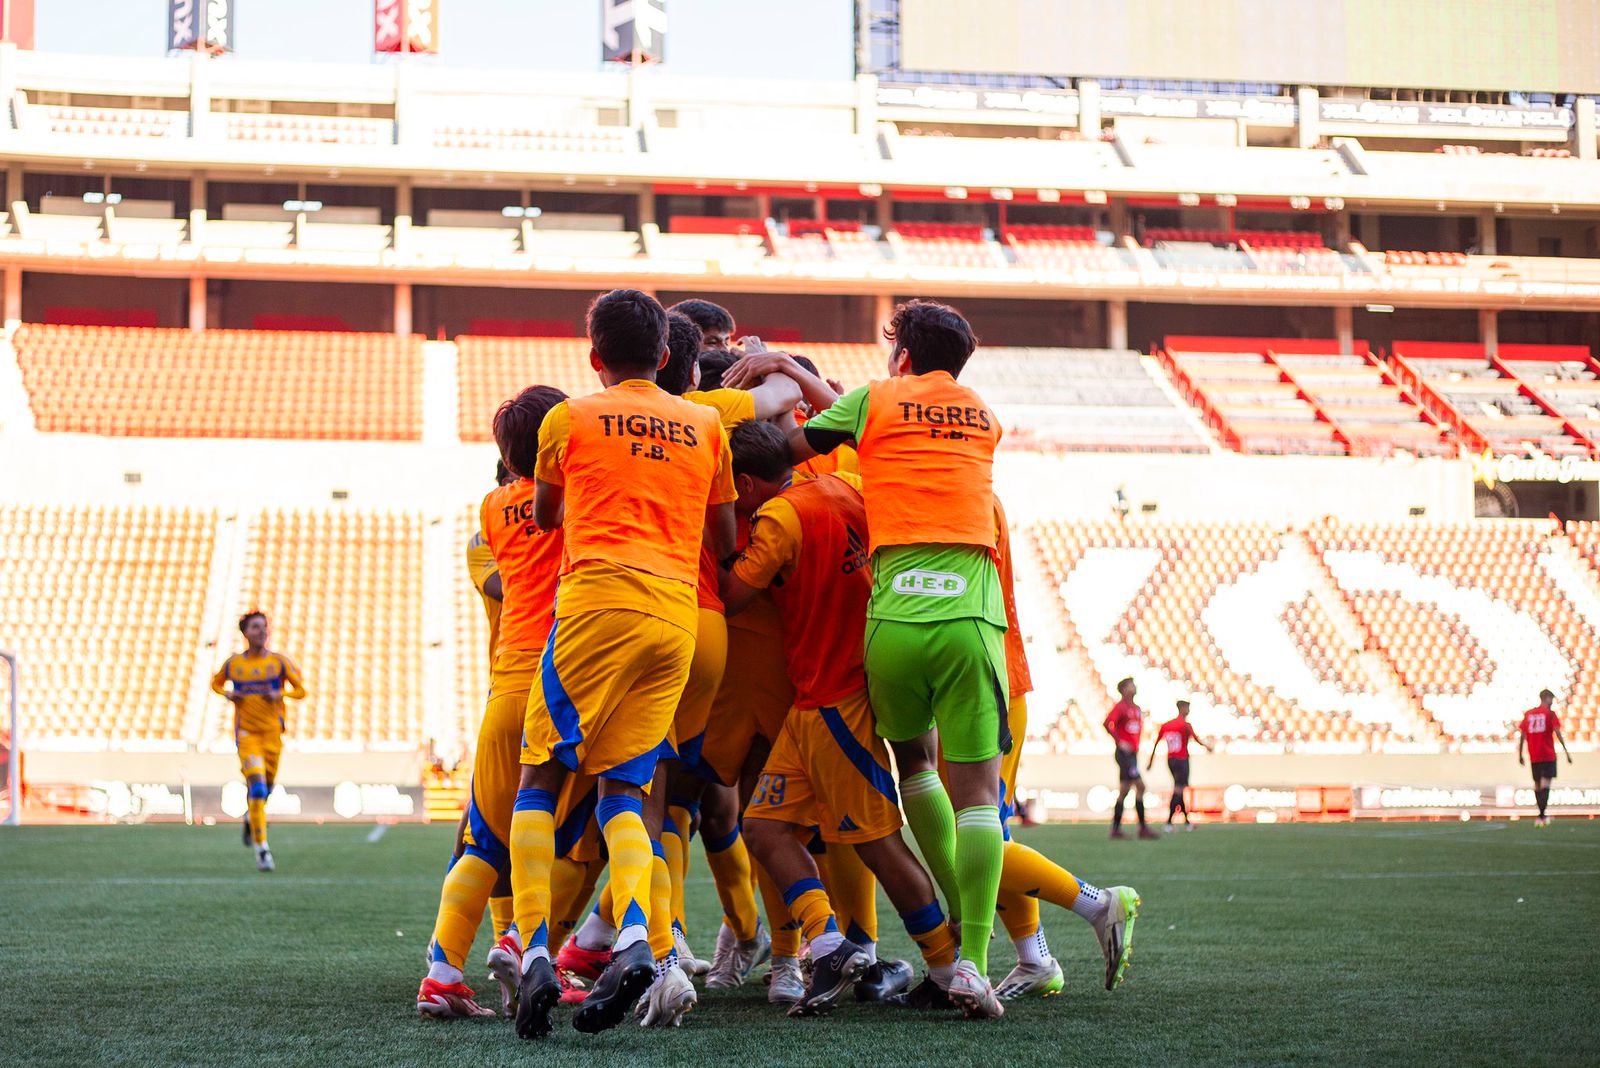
[255,847,275,873]
[767,955,805,1006]
[947,960,1004,1020]
[706,929,766,989]
[637,964,697,1027]
[1092,886,1142,991]
[996,956,1065,1000]
[675,928,710,978]
[486,932,523,1017]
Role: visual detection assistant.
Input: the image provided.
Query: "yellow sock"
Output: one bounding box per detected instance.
[703,827,760,941]
[429,853,498,969]
[649,845,674,959]
[819,846,878,949]
[488,895,516,939]
[549,857,590,953]
[596,879,614,924]
[509,788,557,954]
[665,804,692,936]
[597,797,652,943]
[782,878,838,943]
[246,778,268,846]
[756,861,799,956]
[1000,839,1082,911]
[899,900,958,968]
[997,888,1042,941]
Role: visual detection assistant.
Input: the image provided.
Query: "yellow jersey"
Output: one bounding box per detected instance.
[211,651,306,736]
[466,519,502,663]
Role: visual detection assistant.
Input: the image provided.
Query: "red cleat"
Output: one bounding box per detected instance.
[417,977,496,1018]
[559,969,590,1004]
[1108,828,1128,840]
[555,940,612,982]
[1138,827,1161,840]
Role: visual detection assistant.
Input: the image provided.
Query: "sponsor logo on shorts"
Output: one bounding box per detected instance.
[891,568,967,597]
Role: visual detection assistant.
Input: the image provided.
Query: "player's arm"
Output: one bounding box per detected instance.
[722,352,839,414]
[719,501,799,615]
[705,424,739,563]
[532,401,569,531]
[279,657,307,701]
[211,661,241,704]
[787,384,868,463]
[481,570,503,601]
[1556,725,1572,763]
[1197,733,1214,753]
[533,480,565,531]
[1516,728,1526,766]
[1145,734,1160,771]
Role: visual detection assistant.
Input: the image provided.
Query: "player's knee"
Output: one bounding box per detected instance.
[247,778,270,801]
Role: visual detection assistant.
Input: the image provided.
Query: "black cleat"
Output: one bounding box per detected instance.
[887,975,956,1010]
[242,816,252,848]
[854,959,914,1002]
[788,940,869,1017]
[514,956,560,1040]
[572,941,655,1034]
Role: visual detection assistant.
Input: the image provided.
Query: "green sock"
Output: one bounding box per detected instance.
[954,805,1004,977]
[899,770,960,922]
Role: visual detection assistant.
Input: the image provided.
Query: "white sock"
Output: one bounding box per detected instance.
[614,923,649,953]
[861,940,878,965]
[1013,927,1049,966]
[810,931,844,958]
[1071,881,1108,922]
[426,961,463,984]
[930,961,958,989]
[654,952,678,981]
[519,945,550,971]
[575,910,617,951]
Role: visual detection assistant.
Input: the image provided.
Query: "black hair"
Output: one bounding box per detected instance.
[792,354,820,377]
[494,459,511,485]
[493,385,569,480]
[668,298,735,338]
[1176,700,1191,711]
[657,312,705,397]
[1116,677,1135,695]
[1539,688,1555,700]
[239,611,267,633]
[729,420,792,482]
[884,299,978,377]
[587,289,668,375]
[696,349,737,391]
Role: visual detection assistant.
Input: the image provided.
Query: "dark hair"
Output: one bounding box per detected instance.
[883,299,977,377]
[1539,688,1555,700]
[729,420,792,482]
[587,289,668,374]
[657,312,705,397]
[792,354,820,377]
[696,349,737,391]
[239,611,267,633]
[1116,677,1135,695]
[494,459,511,485]
[668,298,735,338]
[1176,700,1190,711]
[493,385,569,480]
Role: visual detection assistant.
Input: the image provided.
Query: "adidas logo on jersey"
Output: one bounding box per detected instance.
[842,525,868,574]
[837,814,859,833]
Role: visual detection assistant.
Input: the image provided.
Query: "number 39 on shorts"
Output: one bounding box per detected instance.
[752,773,786,807]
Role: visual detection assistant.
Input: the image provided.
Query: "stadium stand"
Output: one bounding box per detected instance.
[432,124,636,154]
[224,113,393,147]
[23,101,187,139]
[455,335,597,442]
[452,506,492,751]
[1004,225,1133,273]
[12,325,423,441]
[223,509,424,748]
[1161,341,1348,455]
[886,222,1007,269]
[0,506,214,747]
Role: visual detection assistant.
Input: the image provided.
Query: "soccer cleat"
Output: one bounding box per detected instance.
[996,957,1065,1000]
[572,941,655,1034]
[637,963,698,1028]
[486,932,524,1017]
[416,977,496,1019]
[514,955,561,1040]
[675,928,710,978]
[947,960,1004,1020]
[1108,827,1127,840]
[787,940,870,1018]
[767,956,805,1006]
[888,975,956,1010]
[854,959,914,1002]
[558,969,590,1005]
[555,939,612,982]
[241,816,252,848]
[751,922,772,968]
[1138,826,1161,840]
[706,929,766,989]
[1093,886,1142,991]
[255,847,275,873]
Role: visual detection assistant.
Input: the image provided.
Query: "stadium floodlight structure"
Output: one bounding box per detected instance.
[1,647,16,825]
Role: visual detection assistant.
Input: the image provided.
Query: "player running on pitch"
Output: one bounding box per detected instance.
[1518,689,1572,827]
[1147,700,1211,832]
[1105,678,1157,840]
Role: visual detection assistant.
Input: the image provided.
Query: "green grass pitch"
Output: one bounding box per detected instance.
[2,820,1596,1066]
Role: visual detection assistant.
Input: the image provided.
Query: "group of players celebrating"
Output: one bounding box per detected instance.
[415,290,1141,1037]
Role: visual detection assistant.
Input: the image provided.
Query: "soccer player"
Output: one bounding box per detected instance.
[774,299,1010,1014]
[509,289,736,1040]
[1105,678,1157,840]
[721,421,966,1017]
[1518,689,1573,827]
[211,612,305,873]
[668,298,736,351]
[416,387,568,1020]
[1148,700,1211,832]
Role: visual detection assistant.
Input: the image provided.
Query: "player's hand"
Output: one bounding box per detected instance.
[1517,754,1525,765]
[224,692,243,704]
[826,377,845,396]
[737,335,769,355]
[721,352,793,391]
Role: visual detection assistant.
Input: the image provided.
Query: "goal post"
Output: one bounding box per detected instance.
[1,647,17,826]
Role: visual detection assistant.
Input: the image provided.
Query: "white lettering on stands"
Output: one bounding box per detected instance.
[204,0,229,50]
[1223,785,1297,811]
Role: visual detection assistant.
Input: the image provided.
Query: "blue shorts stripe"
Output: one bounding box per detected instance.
[554,784,598,858]
[818,705,899,804]
[540,620,584,771]
[600,742,663,788]
[465,780,511,870]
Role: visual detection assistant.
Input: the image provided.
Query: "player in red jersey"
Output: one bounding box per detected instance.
[1146,701,1211,832]
[1518,689,1572,827]
[1104,678,1156,840]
